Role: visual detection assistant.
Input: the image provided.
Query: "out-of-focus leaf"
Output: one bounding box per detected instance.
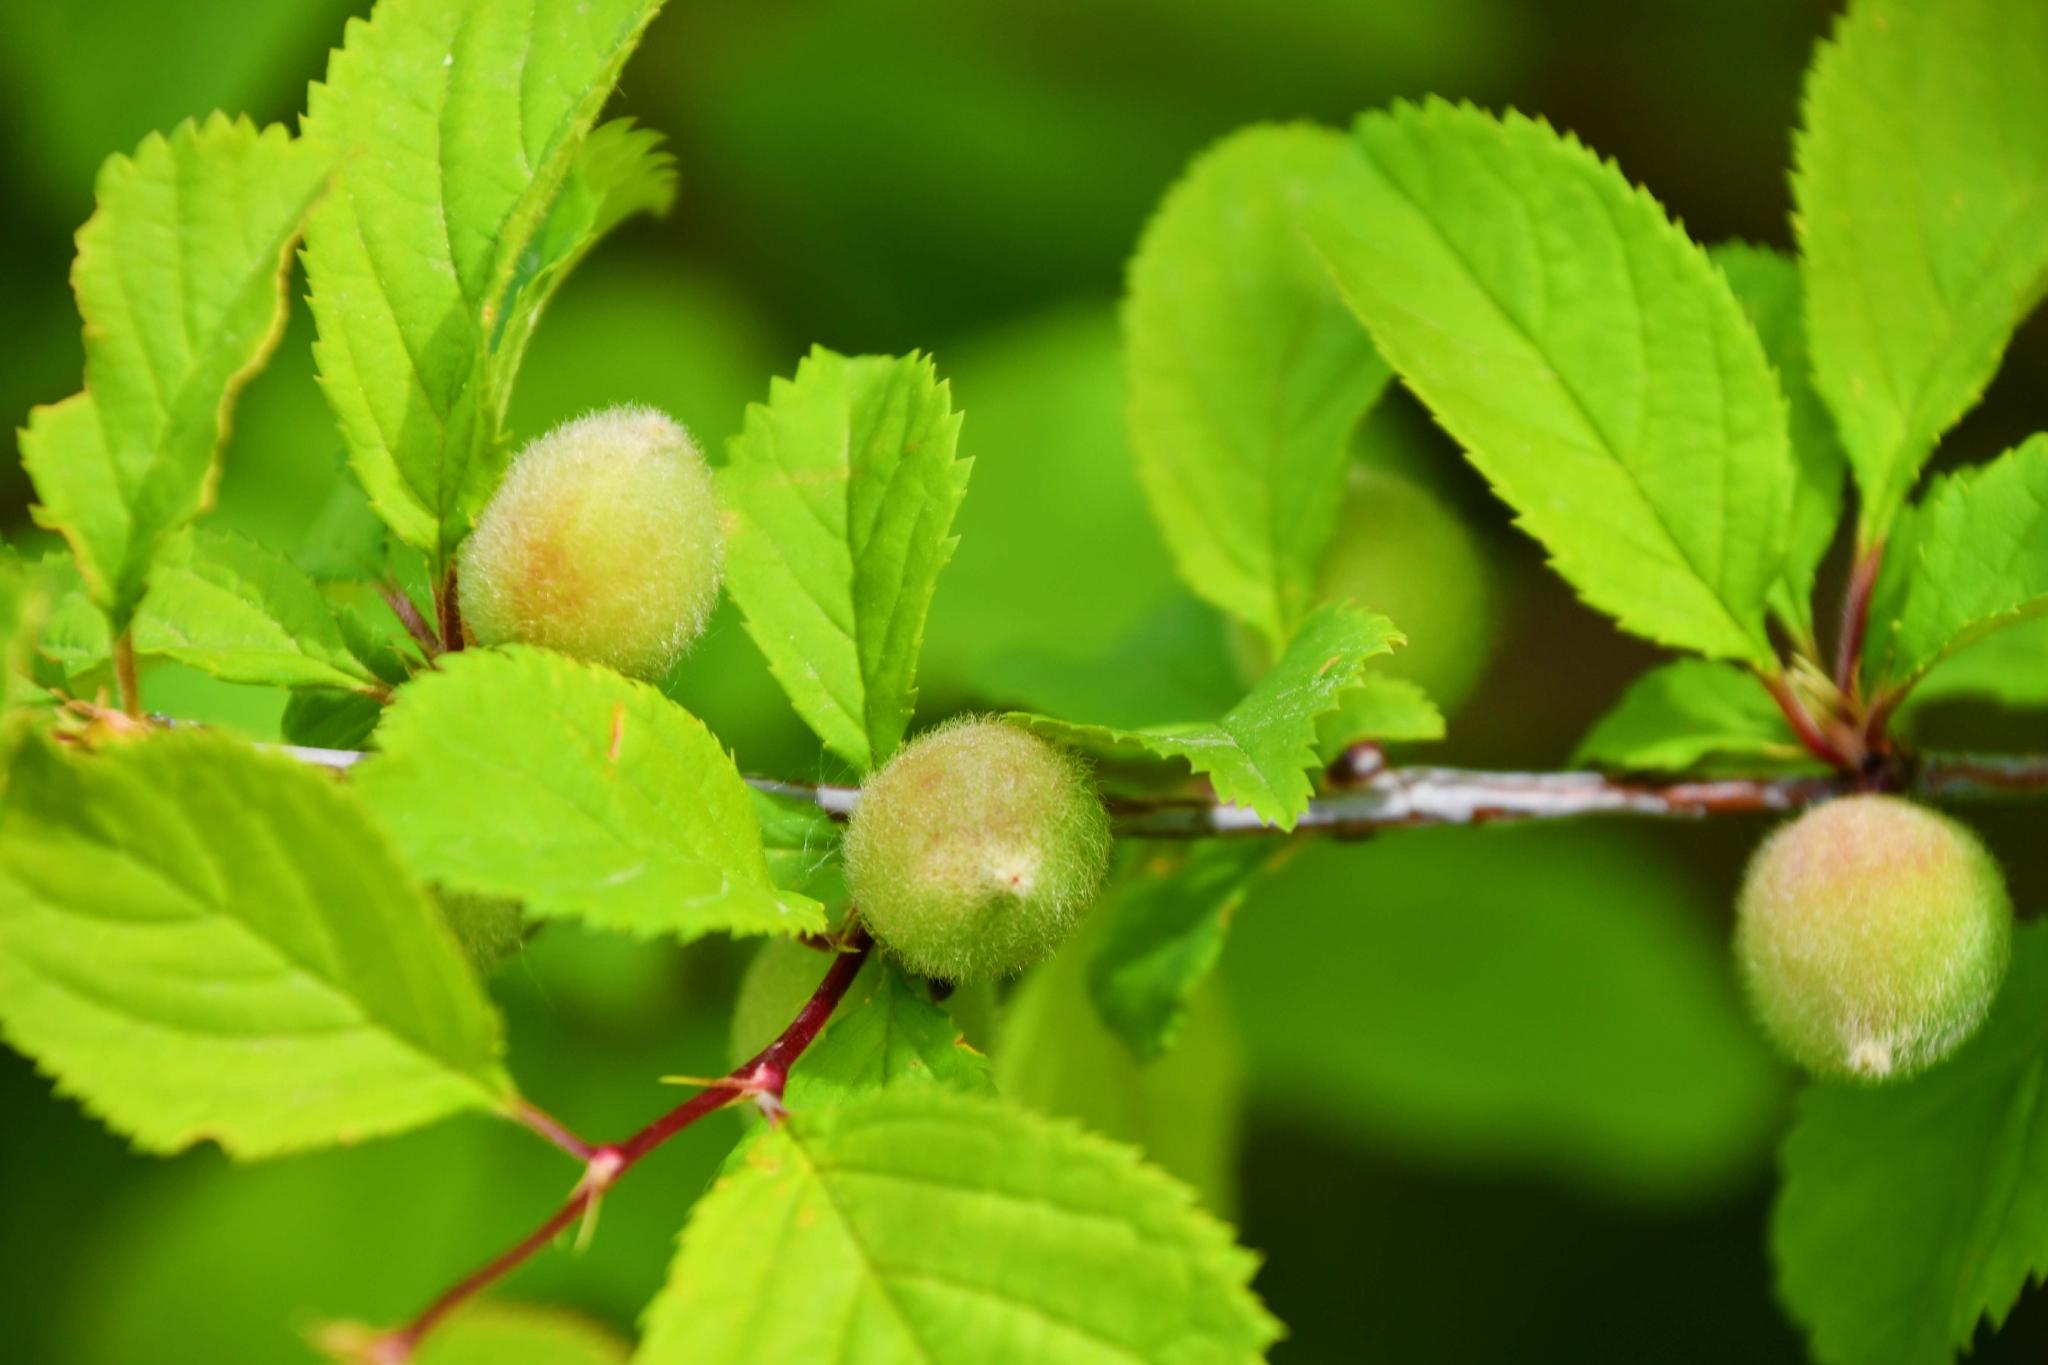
[1223,823,1786,1203]
[408,1302,629,1365]
[638,1089,1280,1365]
[1775,922,2048,1365]
[1000,901,1248,1218]
[131,528,379,693]
[719,347,969,773]
[1014,601,1400,828]
[921,307,1182,706]
[0,731,511,1157]
[282,687,384,751]
[1126,123,1389,654]
[1712,243,1846,642]
[355,647,822,942]
[22,115,327,628]
[1087,840,1283,1062]
[1795,0,2048,541]
[1574,659,1809,773]
[1307,100,1792,665]
[1903,617,2048,714]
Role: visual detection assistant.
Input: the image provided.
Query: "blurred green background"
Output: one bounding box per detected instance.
[8,0,2048,1360]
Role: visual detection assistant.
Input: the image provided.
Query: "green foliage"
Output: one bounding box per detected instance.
[1125,123,1390,654]
[639,1088,1280,1365]
[1086,840,1281,1061]
[355,647,823,942]
[0,731,510,1157]
[302,0,667,566]
[719,347,969,774]
[1775,922,2048,1365]
[1795,0,2048,542]
[1307,100,1793,665]
[1871,436,2048,691]
[1711,242,1846,644]
[1904,617,2048,714]
[21,114,327,629]
[1575,660,1808,773]
[1016,601,1404,828]
[129,527,381,693]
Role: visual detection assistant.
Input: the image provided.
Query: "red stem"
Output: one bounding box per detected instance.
[1760,670,1851,771]
[509,1099,595,1161]
[436,568,464,656]
[370,928,872,1362]
[381,579,441,657]
[1835,540,1885,699]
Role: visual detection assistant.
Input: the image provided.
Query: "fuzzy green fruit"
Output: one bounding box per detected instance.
[845,718,1112,980]
[1735,795,2011,1082]
[458,406,722,680]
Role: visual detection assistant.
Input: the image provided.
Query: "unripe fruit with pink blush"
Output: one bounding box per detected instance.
[1735,794,2011,1082]
[845,718,1111,981]
[458,406,722,681]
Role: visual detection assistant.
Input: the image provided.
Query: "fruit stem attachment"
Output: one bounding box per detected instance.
[353,925,872,1363]
[112,632,141,720]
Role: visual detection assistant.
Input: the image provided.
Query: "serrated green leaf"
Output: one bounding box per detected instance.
[1306,100,1793,665]
[1712,242,1847,644]
[781,960,993,1113]
[1573,659,1809,773]
[491,118,679,391]
[0,730,511,1157]
[1874,436,2048,692]
[1903,617,2048,714]
[303,0,666,566]
[1087,840,1280,1062]
[1774,921,2048,1365]
[21,114,327,628]
[1013,601,1400,828]
[1125,123,1390,654]
[638,1088,1280,1365]
[1795,0,2048,542]
[411,1301,629,1365]
[719,347,970,773]
[130,527,379,693]
[34,550,111,683]
[356,647,822,941]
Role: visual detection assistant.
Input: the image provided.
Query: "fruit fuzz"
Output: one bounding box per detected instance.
[845,718,1111,980]
[1735,795,2011,1082]
[458,406,722,681]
